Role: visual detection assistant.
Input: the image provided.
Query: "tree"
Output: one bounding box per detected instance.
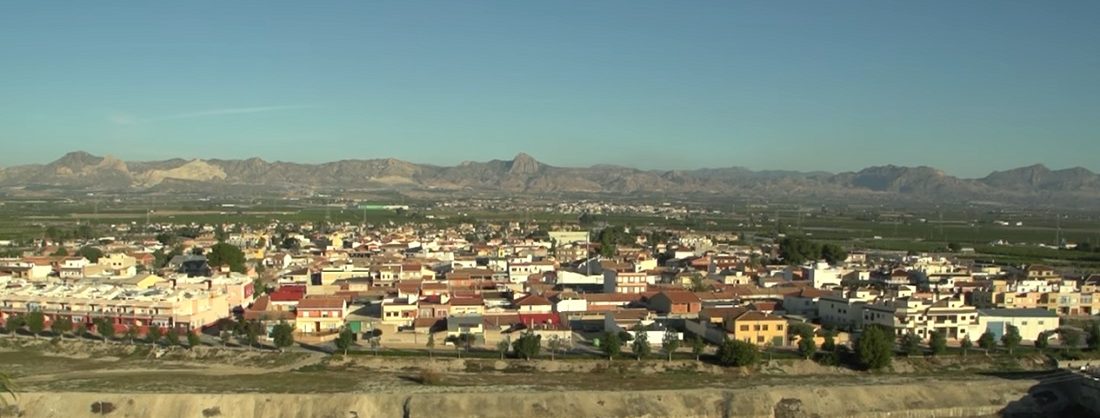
[147,326,163,345]
[1035,331,1052,350]
[73,321,87,339]
[1087,322,1100,351]
[3,315,24,335]
[241,321,260,350]
[977,331,996,351]
[547,336,565,361]
[166,328,181,346]
[77,246,104,263]
[797,328,816,359]
[662,332,681,362]
[691,335,706,361]
[601,331,622,361]
[335,328,354,356]
[187,331,201,349]
[960,336,973,357]
[219,330,232,347]
[821,329,837,352]
[426,333,436,359]
[124,325,139,345]
[716,339,759,367]
[94,318,114,344]
[25,311,45,339]
[51,316,73,339]
[76,224,95,240]
[899,332,922,357]
[929,330,946,356]
[206,242,246,273]
[1061,328,1085,353]
[271,321,295,352]
[947,242,962,252]
[1001,325,1022,355]
[821,243,847,265]
[631,330,651,361]
[52,247,69,257]
[496,337,511,360]
[856,326,893,370]
[512,331,542,361]
[369,335,382,355]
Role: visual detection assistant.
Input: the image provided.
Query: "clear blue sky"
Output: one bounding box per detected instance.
[2,1,1098,177]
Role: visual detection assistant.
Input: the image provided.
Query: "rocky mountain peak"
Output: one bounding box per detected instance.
[509,152,540,176]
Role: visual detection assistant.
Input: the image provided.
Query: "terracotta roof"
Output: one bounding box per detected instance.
[450,296,484,306]
[515,294,553,306]
[657,291,702,304]
[269,285,307,302]
[583,293,642,303]
[297,297,346,310]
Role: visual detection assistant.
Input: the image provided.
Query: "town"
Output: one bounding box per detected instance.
[2,203,1096,372]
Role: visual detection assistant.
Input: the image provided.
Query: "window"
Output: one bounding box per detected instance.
[753,325,761,331]
[762,325,769,331]
[740,325,749,331]
[776,325,784,331]
[756,335,765,343]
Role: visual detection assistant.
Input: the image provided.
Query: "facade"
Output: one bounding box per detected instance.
[295,297,348,334]
[977,308,1060,342]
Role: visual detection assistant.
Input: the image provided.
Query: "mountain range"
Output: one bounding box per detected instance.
[2,151,1099,207]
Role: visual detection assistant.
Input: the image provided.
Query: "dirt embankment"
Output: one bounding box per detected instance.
[9,380,1037,418]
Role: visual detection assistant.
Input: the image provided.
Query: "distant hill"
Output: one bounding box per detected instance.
[2,151,1099,207]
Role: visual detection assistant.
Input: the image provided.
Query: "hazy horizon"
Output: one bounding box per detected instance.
[3,1,1098,177]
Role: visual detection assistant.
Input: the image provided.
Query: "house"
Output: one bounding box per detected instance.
[515,294,553,313]
[978,308,1060,342]
[447,314,485,337]
[724,310,787,347]
[381,297,418,326]
[295,297,348,335]
[603,271,649,294]
[647,291,702,315]
[783,287,834,319]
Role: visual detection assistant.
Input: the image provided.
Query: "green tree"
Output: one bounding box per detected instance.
[857,326,893,370]
[147,326,163,345]
[76,224,95,240]
[900,332,922,357]
[1061,328,1085,353]
[691,335,706,361]
[166,328,181,346]
[73,321,87,339]
[77,246,104,263]
[512,331,542,361]
[821,243,848,265]
[187,331,201,349]
[3,315,25,335]
[1001,325,1022,355]
[25,311,45,339]
[496,337,511,360]
[52,247,69,257]
[797,328,817,359]
[1087,322,1100,351]
[977,331,996,350]
[241,321,260,350]
[123,325,139,345]
[631,330,651,361]
[219,330,232,347]
[206,242,247,273]
[716,339,759,367]
[662,331,681,362]
[947,242,962,252]
[547,336,565,361]
[271,321,295,352]
[1035,331,1051,350]
[778,237,822,265]
[821,329,837,352]
[51,316,73,339]
[94,318,114,344]
[601,331,622,361]
[335,328,355,356]
[929,330,947,356]
[960,336,973,357]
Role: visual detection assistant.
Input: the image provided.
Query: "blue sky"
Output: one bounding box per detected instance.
[2,1,1098,177]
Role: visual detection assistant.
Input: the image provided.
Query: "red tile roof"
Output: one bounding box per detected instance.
[269,285,307,302]
[297,297,346,310]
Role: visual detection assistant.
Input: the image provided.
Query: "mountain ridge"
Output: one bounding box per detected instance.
[3,151,1099,206]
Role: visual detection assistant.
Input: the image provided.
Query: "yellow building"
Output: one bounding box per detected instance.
[723,309,787,347]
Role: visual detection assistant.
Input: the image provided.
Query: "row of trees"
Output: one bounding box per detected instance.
[778,237,847,265]
[3,312,201,348]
